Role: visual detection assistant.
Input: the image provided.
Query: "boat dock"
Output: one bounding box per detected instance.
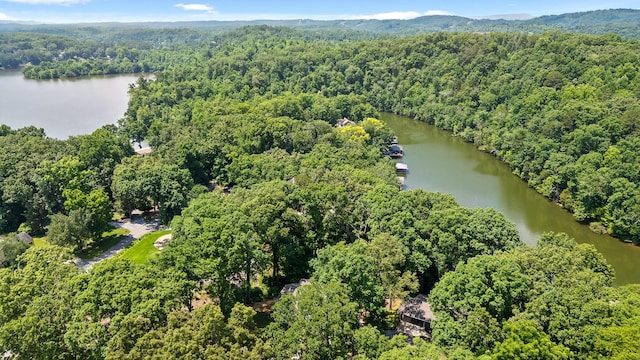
[395,162,408,174]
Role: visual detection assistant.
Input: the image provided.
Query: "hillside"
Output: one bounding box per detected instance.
[0,9,639,39]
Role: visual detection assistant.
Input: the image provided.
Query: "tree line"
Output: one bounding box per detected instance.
[2,8,640,42]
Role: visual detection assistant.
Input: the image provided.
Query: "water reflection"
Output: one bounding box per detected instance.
[0,70,140,139]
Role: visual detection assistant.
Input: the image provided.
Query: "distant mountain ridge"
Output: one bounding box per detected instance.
[530,8,640,25]
[473,14,534,20]
[0,8,639,39]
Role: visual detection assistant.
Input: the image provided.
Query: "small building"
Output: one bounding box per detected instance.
[280,278,310,297]
[135,147,153,156]
[389,144,404,158]
[389,144,403,153]
[397,294,436,338]
[397,176,405,188]
[395,162,408,174]
[336,118,355,127]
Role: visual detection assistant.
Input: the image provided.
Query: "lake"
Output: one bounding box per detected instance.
[0,70,140,139]
[383,112,640,285]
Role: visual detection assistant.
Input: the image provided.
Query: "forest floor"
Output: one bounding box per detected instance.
[73,213,162,271]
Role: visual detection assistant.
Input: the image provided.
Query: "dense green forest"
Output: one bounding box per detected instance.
[2,19,640,359]
[0,32,202,77]
[114,27,640,244]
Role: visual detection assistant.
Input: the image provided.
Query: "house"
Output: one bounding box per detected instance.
[397,294,436,338]
[280,278,310,297]
[135,147,153,156]
[336,118,355,127]
[395,162,408,174]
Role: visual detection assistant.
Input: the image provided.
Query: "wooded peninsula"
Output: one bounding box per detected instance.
[1,10,640,359]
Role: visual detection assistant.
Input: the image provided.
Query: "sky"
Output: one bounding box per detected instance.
[0,0,639,23]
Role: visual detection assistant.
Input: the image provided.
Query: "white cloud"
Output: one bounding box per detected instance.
[423,10,454,16]
[0,12,15,20]
[174,3,215,12]
[1,0,88,4]
[354,10,453,20]
[355,11,421,20]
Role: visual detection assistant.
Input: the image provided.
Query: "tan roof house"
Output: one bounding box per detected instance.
[397,294,436,338]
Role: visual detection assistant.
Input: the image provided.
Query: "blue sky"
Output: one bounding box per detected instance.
[0,0,639,23]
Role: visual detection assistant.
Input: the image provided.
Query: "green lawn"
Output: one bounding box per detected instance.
[10,226,130,259]
[33,237,50,247]
[76,226,130,259]
[118,229,171,265]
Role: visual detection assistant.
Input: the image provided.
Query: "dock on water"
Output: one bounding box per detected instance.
[396,162,408,174]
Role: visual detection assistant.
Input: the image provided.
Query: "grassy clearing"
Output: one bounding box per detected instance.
[33,237,50,247]
[119,229,171,265]
[76,226,130,259]
[28,228,128,256]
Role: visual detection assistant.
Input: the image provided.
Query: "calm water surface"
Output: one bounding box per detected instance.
[0,70,140,139]
[383,112,640,285]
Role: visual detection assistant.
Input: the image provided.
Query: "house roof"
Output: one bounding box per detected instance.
[280,278,310,296]
[336,118,355,127]
[135,147,153,155]
[398,294,436,322]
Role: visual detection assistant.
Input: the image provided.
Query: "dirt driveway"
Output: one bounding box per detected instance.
[73,215,163,271]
